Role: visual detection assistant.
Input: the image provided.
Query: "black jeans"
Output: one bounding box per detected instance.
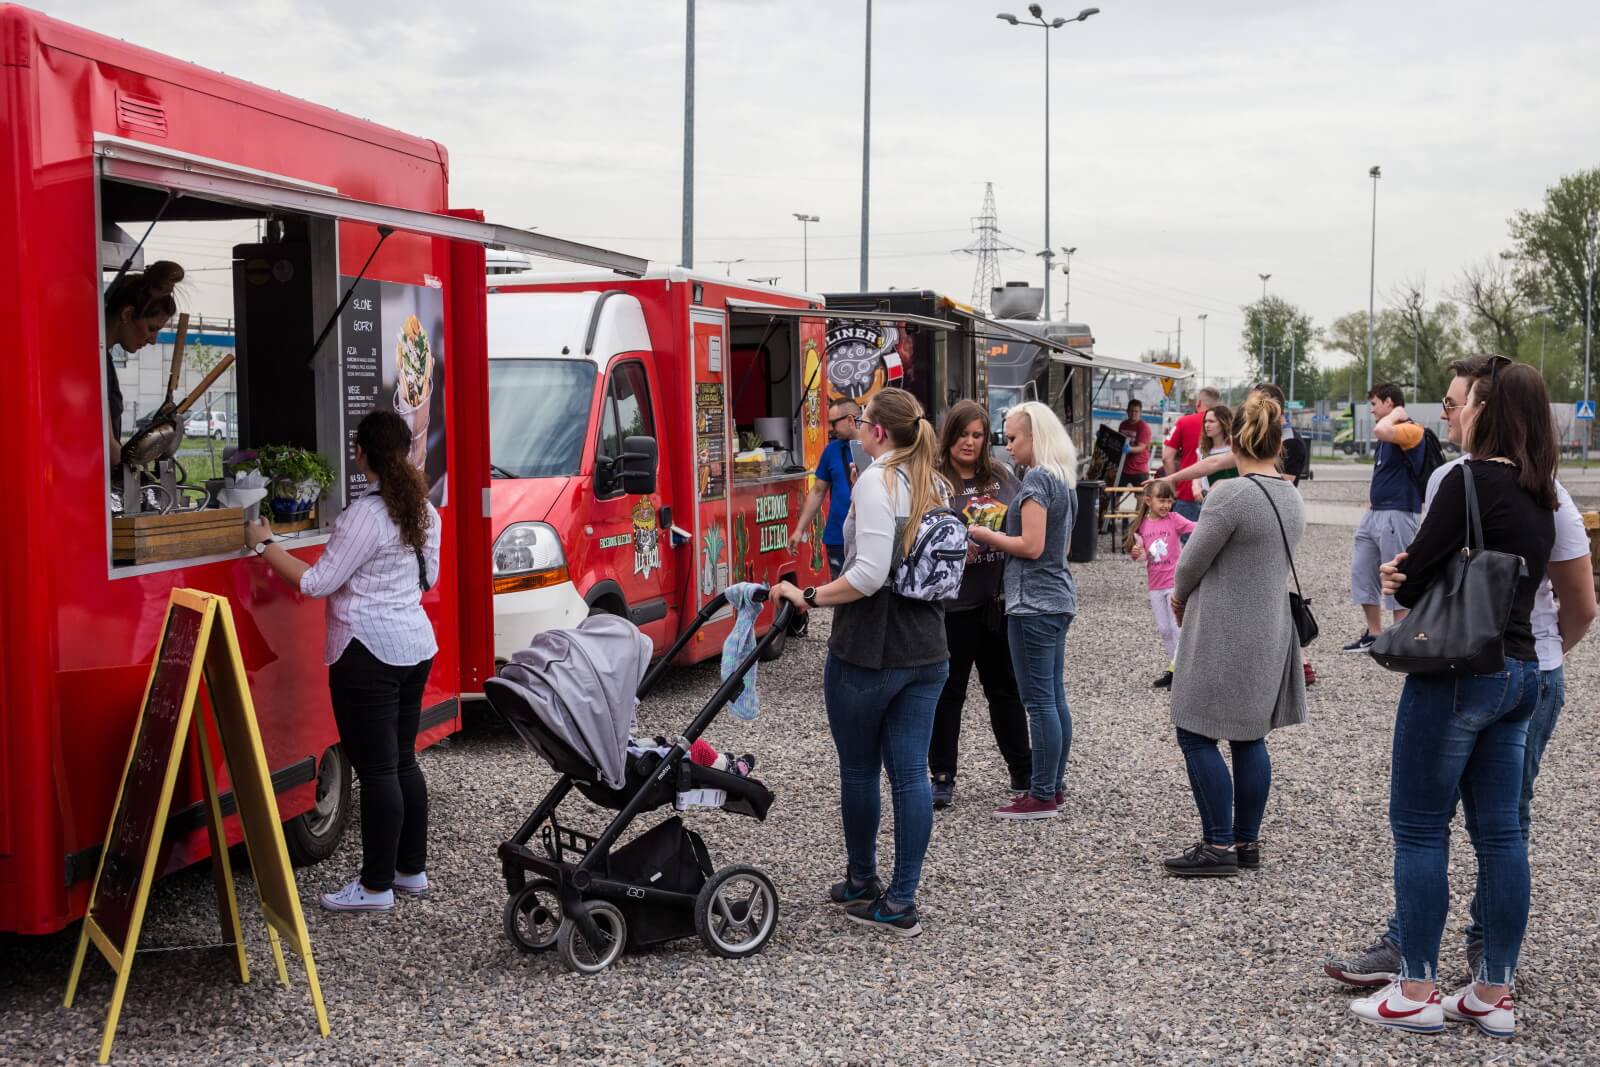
[928,604,1032,782]
[329,640,433,892]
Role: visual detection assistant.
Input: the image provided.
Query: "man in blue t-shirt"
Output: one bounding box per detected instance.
[789,399,859,578]
[1343,383,1426,652]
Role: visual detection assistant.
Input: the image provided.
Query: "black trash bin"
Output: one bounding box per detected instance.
[1069,479,1103,563]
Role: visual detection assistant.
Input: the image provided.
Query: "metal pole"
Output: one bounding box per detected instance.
[1259,274,1270,378]
[682,0,694,269]
[1063,248,1073,321]
[1289,333,1297,404]
[859,0,871,290]
[1175,317,1182,361]
[1198,313,1208,388]
[1042,25,1051,316]
[1540,315,1547,377]
[1366,166,1381,393]
[1584,216,1596,468]
[803,221,809,290]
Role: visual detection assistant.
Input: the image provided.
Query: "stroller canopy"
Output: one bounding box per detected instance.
[497,614,653,789]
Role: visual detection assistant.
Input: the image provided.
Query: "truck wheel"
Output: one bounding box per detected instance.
[284,745,353,866]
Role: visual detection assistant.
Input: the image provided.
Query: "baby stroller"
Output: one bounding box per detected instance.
[483,589,797,975]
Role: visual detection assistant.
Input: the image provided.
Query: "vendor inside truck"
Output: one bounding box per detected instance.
[102,260,184,469]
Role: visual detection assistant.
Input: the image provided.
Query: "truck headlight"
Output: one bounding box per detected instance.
[492,522,569,594]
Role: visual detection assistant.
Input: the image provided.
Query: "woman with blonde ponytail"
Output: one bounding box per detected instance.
[969,401,1080,820]
[771,387,951,938]
[246,411,442,913]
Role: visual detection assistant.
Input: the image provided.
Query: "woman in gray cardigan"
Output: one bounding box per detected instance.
[1163,393,1307,877]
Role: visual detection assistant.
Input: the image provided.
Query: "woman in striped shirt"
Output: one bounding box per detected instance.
[246,411,442,912]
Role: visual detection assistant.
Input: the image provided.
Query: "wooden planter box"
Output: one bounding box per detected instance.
[113,507,245,565]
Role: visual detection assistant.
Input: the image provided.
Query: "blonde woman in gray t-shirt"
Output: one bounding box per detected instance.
[968,401,1079,821]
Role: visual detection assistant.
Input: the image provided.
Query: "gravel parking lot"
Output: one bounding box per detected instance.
[5,496,1599,1065]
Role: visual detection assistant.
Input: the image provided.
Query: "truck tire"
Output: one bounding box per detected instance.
[284,744,353,866]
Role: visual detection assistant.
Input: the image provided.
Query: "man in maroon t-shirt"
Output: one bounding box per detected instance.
[1116,399,1152,486]
[1162,386,1219,522]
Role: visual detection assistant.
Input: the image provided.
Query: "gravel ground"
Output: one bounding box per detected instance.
[5,522,1599,1066]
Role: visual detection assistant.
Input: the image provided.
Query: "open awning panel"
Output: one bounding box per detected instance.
[1051,349,1194,380]
[725,298,956,333]
[93,134,648,276]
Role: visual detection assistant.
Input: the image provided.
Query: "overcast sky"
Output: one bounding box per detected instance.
[51,0,1599,382]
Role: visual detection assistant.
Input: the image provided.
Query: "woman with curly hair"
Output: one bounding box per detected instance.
[246,411,442,912]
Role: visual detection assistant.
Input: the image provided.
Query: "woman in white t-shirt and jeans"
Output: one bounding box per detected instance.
[772,388,951,938]
[246,411,442,913]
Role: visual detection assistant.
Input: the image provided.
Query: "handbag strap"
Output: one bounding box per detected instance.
[1245,475,1306,601]
[1460,463,1484,553]
[415,544,431,593]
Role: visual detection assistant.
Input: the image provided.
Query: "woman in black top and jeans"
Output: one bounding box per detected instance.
[1350,362,1556,1039]
[926,400,1030,806]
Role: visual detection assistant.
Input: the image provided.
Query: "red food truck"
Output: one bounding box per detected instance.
[0,5,643,935]
[483,272,857,664]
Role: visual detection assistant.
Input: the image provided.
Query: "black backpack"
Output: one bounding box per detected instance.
[1407,427,1447,496]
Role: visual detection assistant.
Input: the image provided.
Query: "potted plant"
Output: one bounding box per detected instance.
[234,445,336,522]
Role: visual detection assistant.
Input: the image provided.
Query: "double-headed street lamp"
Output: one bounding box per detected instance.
[1059,245,1077,320]
[1366,164,1381,393]
[1258,273,1271,378]
[997,5,1099,318]
[793,213,820,290]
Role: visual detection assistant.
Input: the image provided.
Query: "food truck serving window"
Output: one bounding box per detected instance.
[97,175,391,572]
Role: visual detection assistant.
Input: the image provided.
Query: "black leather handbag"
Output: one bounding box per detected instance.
[1247,475,1318,647]
[1369,464,1527,675]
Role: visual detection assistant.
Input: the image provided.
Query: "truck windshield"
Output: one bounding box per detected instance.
[488,360,597,478]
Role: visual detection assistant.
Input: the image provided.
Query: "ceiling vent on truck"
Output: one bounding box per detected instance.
[115,91,168,137]
[990,281,1043,320]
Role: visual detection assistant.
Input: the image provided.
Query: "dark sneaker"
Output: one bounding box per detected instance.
[931,772,954,810]
[1235,843,1261,871]
[992,794,1059,821]
[828,875,885,906]
[1323,936,1401,987]
[1152,671,1174,689]
[1162,842,1239,877]
[1342,632,1377,653]
[845,897,922,938]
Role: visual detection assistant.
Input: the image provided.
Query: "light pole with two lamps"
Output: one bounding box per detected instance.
[1059,245,1077,320]
[996,5,1099,318]
[1258,273,1271,379]
[793,213,820,290]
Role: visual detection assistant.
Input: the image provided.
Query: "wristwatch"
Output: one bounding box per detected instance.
[802,586,818,608]
[252,537,276,557]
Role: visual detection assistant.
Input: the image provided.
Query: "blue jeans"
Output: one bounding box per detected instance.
[1389,658,1540,985]
[1173,499,1202,524]
[1174,728,1270,847]
[1384,666,1566,959]
[1007,613,1072,801]
[823,652,949,908]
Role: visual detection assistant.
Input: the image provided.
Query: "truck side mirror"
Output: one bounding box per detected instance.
[618,435,658,496]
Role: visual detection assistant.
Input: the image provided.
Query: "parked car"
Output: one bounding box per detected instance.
[183,413,226,439]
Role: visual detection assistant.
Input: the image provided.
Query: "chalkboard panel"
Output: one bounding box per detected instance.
[88,601,206,951]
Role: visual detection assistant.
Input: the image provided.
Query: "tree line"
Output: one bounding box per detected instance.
[1235,166,1600,406]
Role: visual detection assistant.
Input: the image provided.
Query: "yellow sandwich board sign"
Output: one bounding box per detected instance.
[64,588,328,1063]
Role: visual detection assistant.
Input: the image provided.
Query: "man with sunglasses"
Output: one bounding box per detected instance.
[790,399,861,578]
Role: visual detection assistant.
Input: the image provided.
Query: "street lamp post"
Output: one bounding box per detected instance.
[1060,245,1077,319]
[860,0,871,289]
[1531,305,1551,376]
[1197,312,1208,388]
[1258,273,1271,379]
[1584,213,1598,468]
[997,5,1099,319]
[682,0,694,269]
[1366,165,1381,393]
[712,258,745,277]
[793,213,820,290]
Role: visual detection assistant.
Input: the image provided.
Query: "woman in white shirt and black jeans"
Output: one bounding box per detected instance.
[771,388,950,938]
[245,411,442,913]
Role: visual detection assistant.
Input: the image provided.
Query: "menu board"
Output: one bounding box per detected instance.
[88,602,205,951]
[340,277,448,506]
[695,383,727,501]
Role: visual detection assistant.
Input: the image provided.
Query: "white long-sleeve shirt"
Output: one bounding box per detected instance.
[841,459,907,596]
[299,490,442,666]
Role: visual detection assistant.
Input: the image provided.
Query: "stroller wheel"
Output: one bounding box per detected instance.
[556,900,627,975]
[694,865,780,960]
[503,879,563,953]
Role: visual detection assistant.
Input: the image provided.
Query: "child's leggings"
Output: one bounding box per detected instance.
[1148,588,1180,662]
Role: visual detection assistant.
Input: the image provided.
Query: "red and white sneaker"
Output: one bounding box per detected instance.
[992,794,1059,821]
[1443,986,1515,1039]
[1349,981,1444,1034]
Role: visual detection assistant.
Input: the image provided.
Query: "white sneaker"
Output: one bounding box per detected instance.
[320,877,394,912]
[1443,985,1516,1039]
[1349,980,1444,1034]
[393,870,430,897]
